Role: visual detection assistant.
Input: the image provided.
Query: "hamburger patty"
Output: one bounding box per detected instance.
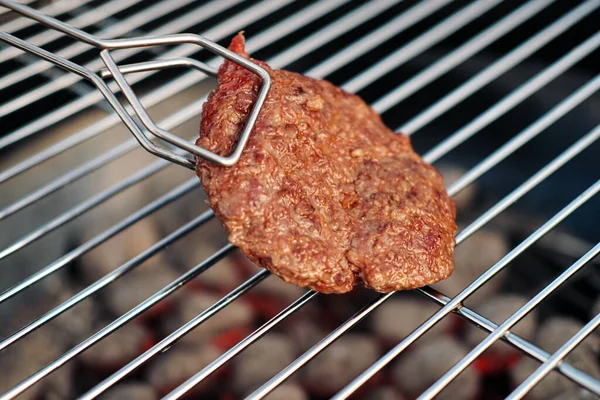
[196,33,456,294]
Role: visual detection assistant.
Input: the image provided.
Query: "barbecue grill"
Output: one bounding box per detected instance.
[0,0,599,399]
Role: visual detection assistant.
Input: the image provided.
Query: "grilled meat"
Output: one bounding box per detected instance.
[196,33,456,294]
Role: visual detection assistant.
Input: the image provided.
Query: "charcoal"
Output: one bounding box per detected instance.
[465,294,537,355]
[146,344,221,394]
[103,269,180,317]
[264,383,308,400]
[160,290,253,345]
[392,337,479,400]
[99,382,158,400]
[303,333,381,396]
[79,322,151,372]
[535,317,600,379]
[370,296,453,345]
[433,229,509,305]
[232,333,298,394]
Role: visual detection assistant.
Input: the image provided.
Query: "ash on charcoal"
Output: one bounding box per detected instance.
[193,255,243,291]
[99,382,158,400]
[102,269,180,317]
[161,290,253,345]
[392,337,479,400]
[465,294,537,355]
[79,322,151,372]
[366,385,406,400]
[303,333,381,396]
[264,383,308,400]
[535,317,600,379]
[232,333,299,394]
[433,229,509,305]
[79,219,168,283]
[370,296,453,345]
[46,280,100,344]
[146,344,222,394]
[0,328,72,400]
[511,357,596,400]
[0,280,89,400]
[510,317,600,400]
[438,164,478,212]
[283,318,326,353]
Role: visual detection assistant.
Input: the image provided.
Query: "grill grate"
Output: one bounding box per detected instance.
[0,0,599,399]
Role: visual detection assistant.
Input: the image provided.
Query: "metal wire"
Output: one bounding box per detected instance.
[0,0,404,280]
[342,0,503,93]
[0,0,282,151]
[1,1,599,399]
[507,311,600,399]
[0,243,236,400]
[400,0,600,134]
[419,242,600,399]
[0,178,200,305]
[0,0,93,34]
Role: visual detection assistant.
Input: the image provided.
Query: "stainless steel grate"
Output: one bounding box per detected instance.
[0,0,599,399]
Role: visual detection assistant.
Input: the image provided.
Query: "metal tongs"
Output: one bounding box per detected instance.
[0,0,271,169]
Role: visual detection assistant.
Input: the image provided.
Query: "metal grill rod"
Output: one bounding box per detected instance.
[423,29,600,163]
[248,113,600,399]
[328,123,600,398]
[162,291,319,400]
[0,243,236,400]
[369,0,556,114]
[0,0,287,150]
[175,276,596,400]
[0,0,198,95]
[264,0,414,72]
[306,0,450,79]
[0,0,371,253]
[507,312,600,399]
[454,123,600,242]
[0,178,200,305]
[0,0,91,34]
[0,0,402,266]
[447,73,600,196]
[0,0,410,376]
[0,0,551,218]
[419,242,600,399]
[1,0,596,376]
[0,139,151,221]
[247,290,392,399]
[0,0,138,64]
[0,0,406,178]
[0,155,180,262]
[399,0,600,134]
[0,0,580,225]
[82,270,290,399]
[419,281,600,394]
[0,209,214,353]
[250,173,600,399]
[343,0,502,93]
[0,0,415,351]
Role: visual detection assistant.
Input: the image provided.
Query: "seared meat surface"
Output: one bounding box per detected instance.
[197,33,456,294]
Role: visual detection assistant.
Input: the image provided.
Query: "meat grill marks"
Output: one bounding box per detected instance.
[197,33,456,294]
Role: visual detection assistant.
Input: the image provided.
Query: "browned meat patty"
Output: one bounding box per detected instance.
[196,33,456,294]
